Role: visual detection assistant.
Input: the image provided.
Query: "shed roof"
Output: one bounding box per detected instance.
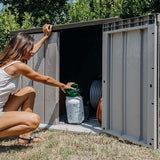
[10,17,119,35]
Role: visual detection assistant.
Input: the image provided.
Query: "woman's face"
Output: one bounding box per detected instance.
[21,46,33,61]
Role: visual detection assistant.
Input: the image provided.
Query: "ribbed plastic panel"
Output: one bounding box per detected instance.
[102,14,159,148]
[104,14,156,31]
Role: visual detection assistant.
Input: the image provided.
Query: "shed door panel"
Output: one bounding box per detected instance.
[110,32,123,133]
[125,30,141,138]
[44,32,60,125]
[33,33,45,123]
[102,24,158,149]
[20,32,60,125]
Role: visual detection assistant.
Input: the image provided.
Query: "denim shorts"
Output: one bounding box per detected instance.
[0,107,4,117]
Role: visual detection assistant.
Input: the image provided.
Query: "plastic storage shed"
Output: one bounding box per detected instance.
[11,15,159,149]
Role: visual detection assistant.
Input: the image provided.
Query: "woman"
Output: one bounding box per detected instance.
[0,24,75,144]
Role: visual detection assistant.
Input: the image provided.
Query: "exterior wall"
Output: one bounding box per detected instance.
[102,14,159,149]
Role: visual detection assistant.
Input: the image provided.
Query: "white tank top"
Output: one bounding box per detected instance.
[0,61,21,108]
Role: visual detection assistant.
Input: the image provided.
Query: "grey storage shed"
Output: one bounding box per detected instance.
[11,14,159,149]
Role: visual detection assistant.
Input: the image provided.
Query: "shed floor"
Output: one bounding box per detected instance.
[39,115,102,134]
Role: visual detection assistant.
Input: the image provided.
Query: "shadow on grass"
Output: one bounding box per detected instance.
[0,128,47,142]
[0,136,17,142]
[0,129,47,153]
[0,144,33,153]
[103,132,143,147]
[0,136,33,153]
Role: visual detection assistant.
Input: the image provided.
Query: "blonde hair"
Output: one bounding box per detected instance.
[0,32,34,67]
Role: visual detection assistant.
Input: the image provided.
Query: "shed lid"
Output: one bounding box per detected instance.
[10,17,120,35]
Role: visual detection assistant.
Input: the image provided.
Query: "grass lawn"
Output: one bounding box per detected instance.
[0,129,160,160]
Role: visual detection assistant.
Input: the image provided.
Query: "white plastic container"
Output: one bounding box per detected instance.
[65,96,84,124]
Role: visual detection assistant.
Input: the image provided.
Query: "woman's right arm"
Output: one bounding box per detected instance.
[30,24,52,57]
[15,62,75,93]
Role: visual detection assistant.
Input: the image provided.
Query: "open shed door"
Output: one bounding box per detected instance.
[102,14,159,149]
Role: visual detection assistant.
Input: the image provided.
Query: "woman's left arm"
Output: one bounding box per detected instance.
[30,24,52,56]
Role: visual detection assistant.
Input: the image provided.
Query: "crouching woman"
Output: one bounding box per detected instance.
[0,24,74,144]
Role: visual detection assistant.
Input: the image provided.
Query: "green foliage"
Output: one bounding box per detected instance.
[0,0,159,27]
[150,0,160,13]
[0,8,20,51]
[67,0,159,23]
[0,0,68,26]
[21,12,35,29]
[110,0,152,18]
[67,0,111,23]
[0,6,35,52]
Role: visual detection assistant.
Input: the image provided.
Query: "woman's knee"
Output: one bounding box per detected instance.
[28,113,40,130]
[25,86,36,94]
[24,86,36,97]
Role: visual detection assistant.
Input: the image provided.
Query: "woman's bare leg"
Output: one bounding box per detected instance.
[4,86,36,112]
[3,86,38,143]
[0,111,40,138]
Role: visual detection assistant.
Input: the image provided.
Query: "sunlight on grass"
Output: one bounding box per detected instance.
[0,129,160,160]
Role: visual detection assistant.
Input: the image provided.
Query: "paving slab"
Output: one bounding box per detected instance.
[39,118,102,134]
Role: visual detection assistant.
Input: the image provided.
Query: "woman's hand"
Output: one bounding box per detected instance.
[29,24,53,56]
[43,24,52,38]
[60,82,76,93]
